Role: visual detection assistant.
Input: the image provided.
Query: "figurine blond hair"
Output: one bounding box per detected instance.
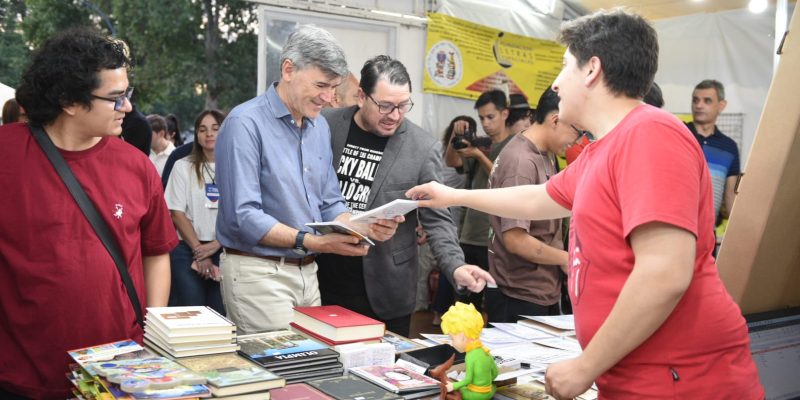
[440,302,498,400]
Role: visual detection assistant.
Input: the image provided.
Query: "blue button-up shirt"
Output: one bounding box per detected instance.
[215,83,348,256]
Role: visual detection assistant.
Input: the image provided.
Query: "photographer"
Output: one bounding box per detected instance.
[443,89,515,312]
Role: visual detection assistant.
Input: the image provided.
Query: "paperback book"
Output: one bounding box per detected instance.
[177,353,285,397]
[146,306,236,337]
[348,364,440,394]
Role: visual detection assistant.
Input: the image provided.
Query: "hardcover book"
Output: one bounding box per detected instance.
[290,322,383,346]
[177,353,285,396]
[146,306,236,336]
[348,364,440,394]
[270,383,333,400]
[307,374,402,400]
[236,330,339,368]
[292,305,385,343]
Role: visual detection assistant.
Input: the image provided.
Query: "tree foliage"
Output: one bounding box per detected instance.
[0,0,257,128]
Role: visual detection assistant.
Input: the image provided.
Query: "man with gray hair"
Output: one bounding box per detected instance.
[215,25,399,332]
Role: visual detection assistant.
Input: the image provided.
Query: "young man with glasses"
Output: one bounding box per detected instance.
[0,28,176,399]
[319,55,494,336]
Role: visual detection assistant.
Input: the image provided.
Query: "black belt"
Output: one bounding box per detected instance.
[224,248,316,266]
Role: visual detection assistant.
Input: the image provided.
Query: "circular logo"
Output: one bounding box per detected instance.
[426,40,463,88]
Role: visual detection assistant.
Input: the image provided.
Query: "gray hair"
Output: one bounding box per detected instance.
[280,25,348,78]
[695,79,725,101]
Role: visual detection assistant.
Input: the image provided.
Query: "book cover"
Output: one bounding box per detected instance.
[349,199,419,223]
[381,331,423,353]
[270,383,333,400]
[348,365,440,394]
[88,356,207,393]
[307,374,402,400]
[68,339,157,376]
[236,330,339,368]
[177,352,285,395]
[145,306,236,336]
[292,305,385,343]
[305,221,375,246]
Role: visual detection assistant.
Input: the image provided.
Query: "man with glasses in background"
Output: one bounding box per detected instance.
[319,55,494,336]
[0,28,176,399]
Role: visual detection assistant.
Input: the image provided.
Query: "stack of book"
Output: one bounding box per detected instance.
[144,306,239,358]
[290,305,385,345]
[178,352,286,399]
[237,329,343,384]
[66,339,212,399]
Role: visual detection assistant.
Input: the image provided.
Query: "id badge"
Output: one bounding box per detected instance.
[205,183,219,208]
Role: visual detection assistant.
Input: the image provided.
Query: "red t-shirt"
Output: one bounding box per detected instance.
[546,106,763,399]
[0,123,178,399]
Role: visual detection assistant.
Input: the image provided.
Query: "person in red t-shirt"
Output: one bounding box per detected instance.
[407,9,763,400]
[0,28,177,399]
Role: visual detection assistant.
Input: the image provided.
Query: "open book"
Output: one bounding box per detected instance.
[305,221,375,246]
[350,199,419,223]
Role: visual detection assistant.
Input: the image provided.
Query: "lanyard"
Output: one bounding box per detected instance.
[202,162,216,185]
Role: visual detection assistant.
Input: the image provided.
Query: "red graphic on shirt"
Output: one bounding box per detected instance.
[568,231,589,305]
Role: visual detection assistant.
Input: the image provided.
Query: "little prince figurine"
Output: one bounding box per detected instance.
[441,302,498,400]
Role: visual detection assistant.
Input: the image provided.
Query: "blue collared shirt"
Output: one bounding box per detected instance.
[215,83,348,256]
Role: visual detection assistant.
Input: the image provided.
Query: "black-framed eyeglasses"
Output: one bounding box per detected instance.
[571,124,589,139]
[366,93,414,114]
[91,87,134,111]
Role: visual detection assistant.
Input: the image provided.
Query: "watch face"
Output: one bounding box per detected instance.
[292,247,307,256]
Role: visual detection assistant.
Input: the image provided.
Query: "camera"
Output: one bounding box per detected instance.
[451,128,492,150]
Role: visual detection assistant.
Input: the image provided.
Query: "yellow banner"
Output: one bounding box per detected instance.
[423,13,565,107]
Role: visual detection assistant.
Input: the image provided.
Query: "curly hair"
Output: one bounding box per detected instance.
[441,302,484,340]
[15,27,130,126]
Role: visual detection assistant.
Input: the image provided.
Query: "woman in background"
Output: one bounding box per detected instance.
[2,99,27,124]
[165,109,226,314]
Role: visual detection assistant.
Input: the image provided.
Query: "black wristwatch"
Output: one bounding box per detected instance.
[292,231,308,256]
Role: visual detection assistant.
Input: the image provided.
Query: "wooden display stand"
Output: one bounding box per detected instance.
[717,6,800,315]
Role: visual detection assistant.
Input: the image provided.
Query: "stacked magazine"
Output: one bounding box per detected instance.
[144,306,239,358]
[237,329,343,384]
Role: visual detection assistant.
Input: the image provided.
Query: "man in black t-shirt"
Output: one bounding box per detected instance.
[319,56,494,336]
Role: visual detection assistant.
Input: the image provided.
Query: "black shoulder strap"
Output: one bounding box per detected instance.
[29,124,144,328]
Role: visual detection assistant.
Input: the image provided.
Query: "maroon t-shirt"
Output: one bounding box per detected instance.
[546,106,763,398]
[0,123,178,398]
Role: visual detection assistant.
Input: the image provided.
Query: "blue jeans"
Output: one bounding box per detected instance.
[168,241,225,315]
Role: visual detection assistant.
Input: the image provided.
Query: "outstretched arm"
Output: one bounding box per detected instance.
[407,181,570,221]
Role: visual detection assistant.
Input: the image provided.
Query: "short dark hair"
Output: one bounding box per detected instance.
[644,81,664,108]
[532,87,560,124]
[559,8,658,99]
[146,114,167,133]
[475,89,507,111]
[694,79,725,101]
[360,55,411,96]
[15,27,130,125]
